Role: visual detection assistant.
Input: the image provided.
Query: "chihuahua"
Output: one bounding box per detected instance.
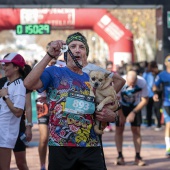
[89,70,120,135]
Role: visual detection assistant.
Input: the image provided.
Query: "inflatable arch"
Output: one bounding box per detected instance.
[0,8,133,69]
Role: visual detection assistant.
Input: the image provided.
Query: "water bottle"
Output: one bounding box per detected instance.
[20,133,29,146]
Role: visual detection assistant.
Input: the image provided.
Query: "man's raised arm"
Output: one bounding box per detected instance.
[24,40,65,90]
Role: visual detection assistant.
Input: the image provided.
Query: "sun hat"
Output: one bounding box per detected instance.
[0,52,26,68]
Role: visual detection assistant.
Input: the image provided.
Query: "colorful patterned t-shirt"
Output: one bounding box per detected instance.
[38,66,100,147]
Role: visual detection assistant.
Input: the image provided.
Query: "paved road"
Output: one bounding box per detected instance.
[10,124,170,170]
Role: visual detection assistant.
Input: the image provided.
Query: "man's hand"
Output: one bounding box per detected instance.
[47,40,66,59]
[95,107,116,122]
[0,87,8,97]
[126,111,135,123]
[153,94,159,102]
[37,96,47,103]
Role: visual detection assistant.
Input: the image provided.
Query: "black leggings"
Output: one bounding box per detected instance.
[153,100,162,127]
[146,97,154,126]
[146,98,162,127]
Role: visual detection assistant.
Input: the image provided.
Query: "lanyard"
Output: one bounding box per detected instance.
[67,48,83,69]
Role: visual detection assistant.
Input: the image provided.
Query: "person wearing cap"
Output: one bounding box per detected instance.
[24,32,125,170]
[0,64,33,170]
[0,53,26,170]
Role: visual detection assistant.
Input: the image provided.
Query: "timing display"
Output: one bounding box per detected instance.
[16,24,51,35]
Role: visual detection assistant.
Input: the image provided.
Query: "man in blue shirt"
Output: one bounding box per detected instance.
[143,65,154,127]
[153,55,170,157]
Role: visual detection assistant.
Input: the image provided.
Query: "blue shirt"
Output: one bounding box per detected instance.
[143,72,154,97]
[154,71,170,106]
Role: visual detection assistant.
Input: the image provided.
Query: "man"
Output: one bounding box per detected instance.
[37,63,66,170]
[24,32,124,170]
[153,55,170,157]
[142,62,155,128]
[36,43,57,170]
[115,70,148,166]
[149,61,163,131]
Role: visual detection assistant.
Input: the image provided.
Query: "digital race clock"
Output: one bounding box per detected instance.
[16,24,51,35]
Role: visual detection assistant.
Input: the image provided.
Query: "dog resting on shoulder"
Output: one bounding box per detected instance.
[89,70,120,135]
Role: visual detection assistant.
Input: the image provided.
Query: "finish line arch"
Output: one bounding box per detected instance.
[0,8,133,69]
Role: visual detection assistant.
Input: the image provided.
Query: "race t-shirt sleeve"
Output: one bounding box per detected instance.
[38,66,55,93]
[154,72,162,87]
[138,76,148,97]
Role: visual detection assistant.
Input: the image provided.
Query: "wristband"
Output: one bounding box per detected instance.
[3,95,9,101]
[132,110,137,114]
[111,112,119,123]
[153,90,160,95]
[26,122,33,127]
[47,52,55,59]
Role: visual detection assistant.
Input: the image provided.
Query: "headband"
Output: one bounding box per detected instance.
[66,32,89,56]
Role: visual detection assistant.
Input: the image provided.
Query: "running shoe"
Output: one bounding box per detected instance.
[166,149,170,158]
[154,127,163,131]
[134,157,146,166]
[114,157,125,165]
[104,126,113,132]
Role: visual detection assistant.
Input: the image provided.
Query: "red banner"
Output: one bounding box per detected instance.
[0,8,133,67]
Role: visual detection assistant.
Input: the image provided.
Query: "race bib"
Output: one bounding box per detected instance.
[64,92,95,114]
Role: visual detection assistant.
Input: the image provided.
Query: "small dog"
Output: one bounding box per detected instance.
[89,70,120,135]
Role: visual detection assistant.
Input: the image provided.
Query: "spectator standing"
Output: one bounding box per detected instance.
[149,61,163,131]
[0,64,33,170]
[13,64,33,170]
[0,53,26,170]
[143,62,155,127]
[104,60,115,132]
[106,60,114,72]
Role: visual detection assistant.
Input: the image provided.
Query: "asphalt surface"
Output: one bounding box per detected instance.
[10,124,170,170]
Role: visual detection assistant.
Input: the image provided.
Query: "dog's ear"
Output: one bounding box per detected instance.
[104,72,111,78]
[89,70,92,76]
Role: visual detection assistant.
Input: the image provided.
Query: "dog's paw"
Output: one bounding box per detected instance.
[97,104,103,111]
[90,90,95,97]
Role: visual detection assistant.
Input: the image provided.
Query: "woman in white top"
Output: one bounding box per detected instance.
[0,53,26,170]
